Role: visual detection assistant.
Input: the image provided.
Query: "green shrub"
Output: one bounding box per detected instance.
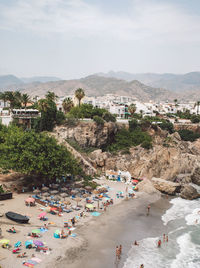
[102,112,116,122]
[65,115,79,127]
[56,111,66,125]
[178,129,200,142]
[93,116,104,126]
[141,140,152,149]
[158,121,174,133]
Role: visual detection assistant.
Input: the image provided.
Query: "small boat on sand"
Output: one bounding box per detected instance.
[6,211,29,224]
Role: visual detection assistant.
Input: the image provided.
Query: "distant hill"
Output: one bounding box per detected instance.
[0,75,61,90]
[97,71,200,92]
[21,76,61,83]
[0,75,23,89]
[15,75,178,102]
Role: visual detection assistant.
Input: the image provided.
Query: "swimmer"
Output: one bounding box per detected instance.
[134,240,139,246]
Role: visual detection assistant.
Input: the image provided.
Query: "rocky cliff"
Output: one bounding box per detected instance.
[54,123,200,198]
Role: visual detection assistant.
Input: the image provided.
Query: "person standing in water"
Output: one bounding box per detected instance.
[163,234,166,242]
[147,204,151,216]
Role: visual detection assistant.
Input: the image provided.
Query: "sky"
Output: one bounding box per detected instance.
[0,0,200,79]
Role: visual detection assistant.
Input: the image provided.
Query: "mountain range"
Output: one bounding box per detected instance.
[1,72,200,102]
[0,75,61,89]
[97,71,200,92]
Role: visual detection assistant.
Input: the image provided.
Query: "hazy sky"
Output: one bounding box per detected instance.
[0,0,200,79]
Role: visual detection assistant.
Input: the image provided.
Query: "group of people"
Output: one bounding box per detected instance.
[116,245,122,260]
[157,233,169,247]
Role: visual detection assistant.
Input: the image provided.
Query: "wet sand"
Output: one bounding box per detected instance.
[52,193,171,268]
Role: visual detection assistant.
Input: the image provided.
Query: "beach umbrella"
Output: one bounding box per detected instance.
[85,186,92,191]
[33,240,44,247]
[53,195,61,201]
[25,240,33,248]
[51,184,59,189]
[50,190,59,195]
[61,187,68,192]
[60,193,68,200]
[33,189,41,194]
[0,239,9,244]
[41,186,49,191]
[42,192,50,197]
[63,200,71,207]
[83,193,90,198]
[132,180,139,184]
[38,212,46,218]
[25,197,35,203]
[86,204,93,209]
[32,229,40,234]
[74,197,82,206]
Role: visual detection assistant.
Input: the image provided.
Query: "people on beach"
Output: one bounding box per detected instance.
[163,234,165,242]
[146,204,151,216]
[157,239,161,248]
[116,246,120,260]
[119,245,122,256]
[140,265,144,268]
[134,240,139,246]
[166,235,168,242]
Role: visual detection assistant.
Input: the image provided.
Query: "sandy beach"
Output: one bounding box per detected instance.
[51,193,169,268]
[0,178,149,268]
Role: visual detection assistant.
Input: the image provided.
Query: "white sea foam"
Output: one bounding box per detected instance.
[162,197,200,225]
[171,233,200,268]
[123,237,172,268]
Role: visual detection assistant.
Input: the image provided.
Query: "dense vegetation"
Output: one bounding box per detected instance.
[67,103,116,123]
[0,124,80,182]
[106,119,152,153]
[178,129,200,142]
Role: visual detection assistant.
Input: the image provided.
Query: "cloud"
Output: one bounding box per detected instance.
[0,0,200,43]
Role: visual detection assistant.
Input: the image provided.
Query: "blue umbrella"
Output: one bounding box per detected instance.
[25,240,33,248]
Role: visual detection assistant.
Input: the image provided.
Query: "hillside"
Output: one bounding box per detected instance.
[17,75,176,102]
[0,75,23,89]
[97,71,200,92]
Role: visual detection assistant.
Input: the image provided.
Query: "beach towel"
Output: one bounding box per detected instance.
[71,233,77,237]
[31,257,42,263]
[91,212,101,217]
[23,263,34,268]
[27,260,38,265]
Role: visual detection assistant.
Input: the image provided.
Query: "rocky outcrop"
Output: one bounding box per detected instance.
[180,185,200,200]
[174,124,200,134]
[152,177,181,195]
[137,179,160,195]
[191,167,200,186]
[54,122,118,148]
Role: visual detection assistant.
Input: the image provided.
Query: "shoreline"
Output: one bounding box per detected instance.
[51,192,169,268]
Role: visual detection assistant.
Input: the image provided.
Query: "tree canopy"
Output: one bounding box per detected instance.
[0,125,80,182]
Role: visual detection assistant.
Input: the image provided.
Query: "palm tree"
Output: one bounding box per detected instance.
[45,91,57,102]
[4,91,15,110]
[194,101,200,115]
[75,88,85,107]
[174,99,178,107]
[21,93,30,108]
[0,92,8,107]
[38,99,49,112]
[128,103,136,117]
[62,97,74,114]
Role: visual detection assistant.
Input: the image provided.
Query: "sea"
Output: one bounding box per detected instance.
[123,187,200,268]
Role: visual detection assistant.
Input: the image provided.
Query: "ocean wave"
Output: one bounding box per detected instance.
[171,232,200,268]
[162,197,200,225]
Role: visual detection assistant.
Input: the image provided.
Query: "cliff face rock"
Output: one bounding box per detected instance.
[152,177,181,195]
[54,122,118,148]
[191,167,200,186]
[174,124,200,134]
[180,185,200,200]
[89,132,200,183]
[137,179,160,195]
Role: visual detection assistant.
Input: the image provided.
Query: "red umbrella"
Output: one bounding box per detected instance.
[38,212,46,218]
[132,180,139,184]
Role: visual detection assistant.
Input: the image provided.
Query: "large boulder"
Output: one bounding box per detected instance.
[191,167,200,186]
[152,177,181,195]
[180,185,200,200]
[137,179,160,195]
